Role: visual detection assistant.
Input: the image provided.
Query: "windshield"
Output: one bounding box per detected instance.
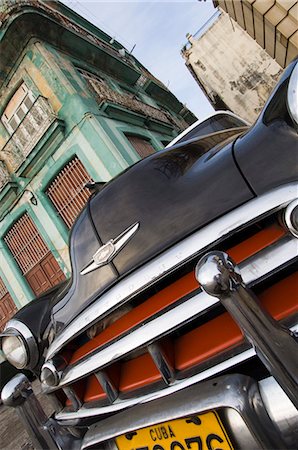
[171,113,248,147]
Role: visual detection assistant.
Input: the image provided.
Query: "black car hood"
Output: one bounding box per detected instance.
[52,133,253,334]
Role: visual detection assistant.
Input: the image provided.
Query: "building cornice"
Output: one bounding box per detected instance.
[0,0,168,91]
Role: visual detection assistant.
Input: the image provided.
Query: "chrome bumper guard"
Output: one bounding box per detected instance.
[195,251,298,409]
[1,374,80,450]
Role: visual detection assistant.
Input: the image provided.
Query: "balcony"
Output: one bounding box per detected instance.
[0,96,59,175]
[0,160,18,220]
[87,77,188,131]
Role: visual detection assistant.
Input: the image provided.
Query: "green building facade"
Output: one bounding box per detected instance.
[0,0,195,330]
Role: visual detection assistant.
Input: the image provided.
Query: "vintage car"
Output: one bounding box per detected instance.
[0,59,297,450]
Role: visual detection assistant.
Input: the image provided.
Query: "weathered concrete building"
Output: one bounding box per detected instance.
[214,0,298,68]
[182,1,298,122]
[0,0,195,333]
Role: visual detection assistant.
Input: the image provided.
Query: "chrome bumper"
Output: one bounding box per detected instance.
[81,374,295,450]
[2,373,297,450]
[1,247,297,449]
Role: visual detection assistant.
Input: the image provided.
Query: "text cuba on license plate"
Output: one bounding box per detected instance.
[115,411,233,450]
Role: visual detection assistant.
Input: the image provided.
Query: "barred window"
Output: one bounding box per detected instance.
[46,157,93,228]
[4,213,49,275]
[126,135,156,159]
[4,214,66,296]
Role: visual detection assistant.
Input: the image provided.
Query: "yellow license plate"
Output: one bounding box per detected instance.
[116,411,233,450]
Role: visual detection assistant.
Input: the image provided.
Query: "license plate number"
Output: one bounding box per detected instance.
[116,411,233,450]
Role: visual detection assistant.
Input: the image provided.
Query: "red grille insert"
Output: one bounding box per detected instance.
[175,272,298,370]
[65,224,297,405]
[69,224,285,365]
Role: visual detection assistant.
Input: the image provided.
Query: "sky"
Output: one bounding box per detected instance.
[60,0,217,119]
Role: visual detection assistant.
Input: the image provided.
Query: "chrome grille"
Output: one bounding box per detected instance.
[45,183,298,422]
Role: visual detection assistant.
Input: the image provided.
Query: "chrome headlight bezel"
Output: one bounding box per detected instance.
[0,320,39,369]
[284,199,298,238]
[287,61,298,125]
[2,334,28,369]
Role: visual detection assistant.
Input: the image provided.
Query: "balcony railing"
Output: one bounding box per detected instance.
[87,77,170,122]
[86,77,188,130]
[0,96,57,174]
[0,161,10,191]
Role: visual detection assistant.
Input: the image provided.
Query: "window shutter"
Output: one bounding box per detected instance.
[126,135,156,158]
[46,157,93,228]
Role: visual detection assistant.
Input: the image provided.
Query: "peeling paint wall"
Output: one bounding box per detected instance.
[0,43,181,308]
[0,0,197,316]
[182,12,283,122]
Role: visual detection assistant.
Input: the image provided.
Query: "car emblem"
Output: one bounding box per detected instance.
[80,222,140,275]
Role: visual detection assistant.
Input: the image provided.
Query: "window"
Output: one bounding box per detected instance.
[4,214,66,296]
[0,277,17,331]
[126,135,156,159]
[77,68,105,84]
[170,113,248,147]
[77,67,113,103]
[2,83,35,134]
[46,157,93,228]
[5,214,50,275]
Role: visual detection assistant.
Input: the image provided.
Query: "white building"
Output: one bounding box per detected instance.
[182,1,297,122]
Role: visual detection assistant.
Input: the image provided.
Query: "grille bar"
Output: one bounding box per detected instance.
[52,236,297,390]
[63,387,83,412]
[56,322,298,422]
[148,343,176,385]
[95,371,118,403]
[46,183,298,360]
[69,223,284,365]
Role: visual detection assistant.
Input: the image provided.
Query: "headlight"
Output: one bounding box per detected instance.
[0,320,39,369]
[2,335,28,369]
[287,60,298,125]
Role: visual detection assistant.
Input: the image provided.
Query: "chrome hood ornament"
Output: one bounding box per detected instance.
[80,222,139,275]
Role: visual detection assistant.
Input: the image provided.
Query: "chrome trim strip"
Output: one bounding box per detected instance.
[51,237,298,390]
[1,319,39,369]
[287,60,298,125]
[47,183,298,360]
[81,374,284,450]
[55,324,297,422]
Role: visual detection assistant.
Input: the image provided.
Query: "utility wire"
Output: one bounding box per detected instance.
[63,0,135,49]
